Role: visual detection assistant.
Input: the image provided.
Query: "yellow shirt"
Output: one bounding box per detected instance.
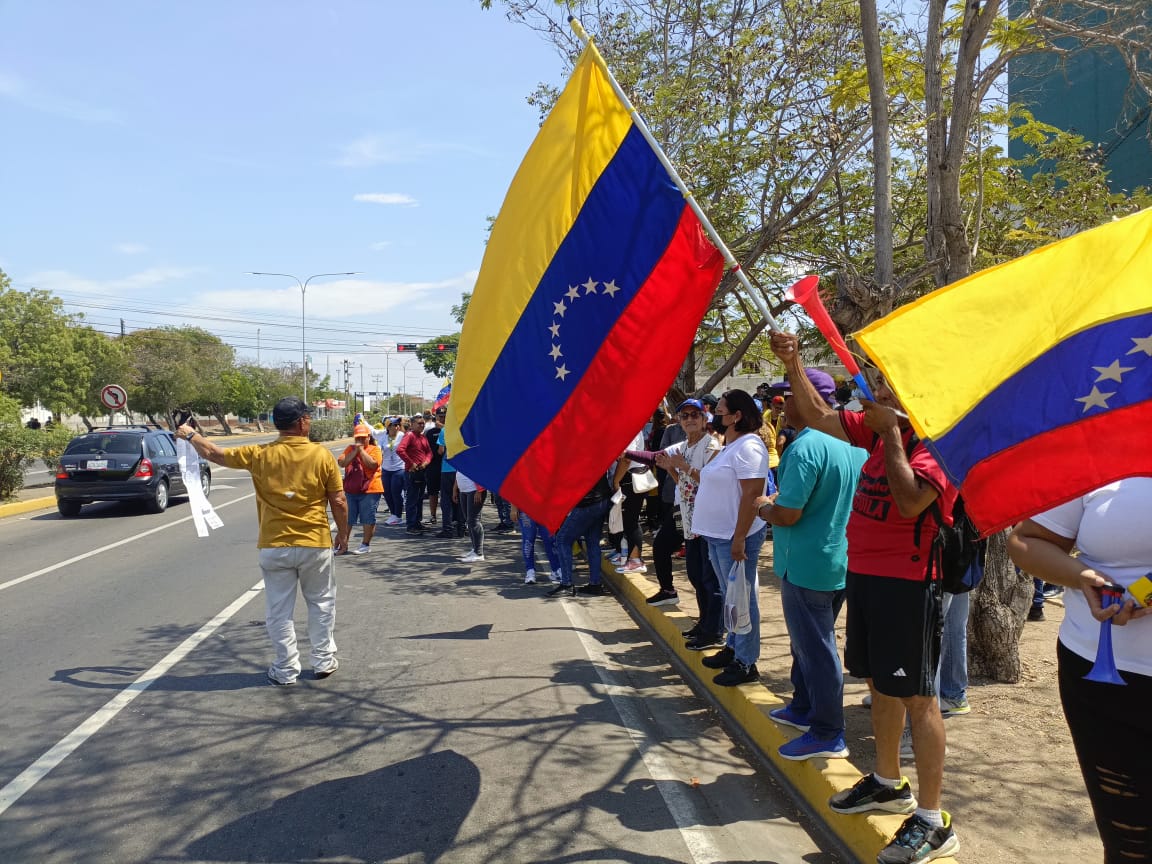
[223,437,342,548]
[758,422,780,469]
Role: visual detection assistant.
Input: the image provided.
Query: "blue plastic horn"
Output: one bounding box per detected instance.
[1084,584,1127,686]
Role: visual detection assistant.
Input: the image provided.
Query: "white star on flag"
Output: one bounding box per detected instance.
[549,322,561,338]
[602,279,621,297]
[549,344,563,360]
[1127,334,1152,357]
[582,278,598,294]
[555,364,570,381]
[553,300,567,317]
[1075,385,1115,412]
[566,285,581,301]
[1093,359,1135,383]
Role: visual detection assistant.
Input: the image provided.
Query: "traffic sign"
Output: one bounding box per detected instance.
[100,384,127,410]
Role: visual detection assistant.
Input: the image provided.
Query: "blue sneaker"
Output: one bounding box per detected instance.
[769,704,811,731]
[778,731,849,761]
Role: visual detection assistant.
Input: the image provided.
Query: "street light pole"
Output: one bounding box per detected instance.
[401,358,420,416]
[246,270,362,404]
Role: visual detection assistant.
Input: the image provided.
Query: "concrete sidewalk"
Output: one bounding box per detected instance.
[599,554,925,864]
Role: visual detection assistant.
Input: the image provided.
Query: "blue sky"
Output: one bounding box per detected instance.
[0,1,565,399]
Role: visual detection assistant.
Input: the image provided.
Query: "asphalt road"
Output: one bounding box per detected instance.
[0,452,836,864]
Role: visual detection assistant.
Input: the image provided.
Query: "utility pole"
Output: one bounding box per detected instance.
[360,364,365,414]
[257,328,261,366]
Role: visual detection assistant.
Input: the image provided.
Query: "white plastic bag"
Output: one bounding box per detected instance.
[723,559,755,635]
[607,488,625,534]
[631,468,658,494]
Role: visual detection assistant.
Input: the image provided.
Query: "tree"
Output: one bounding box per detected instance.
[68,326,132,429]
[416,336,458,379]
[122,328,204,423]
[0,278,81,410]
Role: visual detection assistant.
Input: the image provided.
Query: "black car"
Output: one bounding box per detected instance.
[54,426,212,517]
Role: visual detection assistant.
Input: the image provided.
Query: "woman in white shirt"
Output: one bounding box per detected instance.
[377,418,407,526]
[1008,478,1152,863]
[691,389,775,687]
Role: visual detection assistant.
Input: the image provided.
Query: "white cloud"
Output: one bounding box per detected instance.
[354,193,417,206]
[335,134,426,167]
[198,273,475,321]
[116,242,149,255]
[0,70,119,123]
[370,241,392,251]
[26,267,200,295]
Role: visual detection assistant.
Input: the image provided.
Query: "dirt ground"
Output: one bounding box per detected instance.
[633,540,1103,864]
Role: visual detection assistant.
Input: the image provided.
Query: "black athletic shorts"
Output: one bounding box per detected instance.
[425,466,442,496]
[844,571,943,699]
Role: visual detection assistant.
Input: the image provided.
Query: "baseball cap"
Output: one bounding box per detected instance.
[353,423,372,439]
[700,393,719,408]
[771,395,785,406]
[272,396,311,430]
[805,369,838,405]
[676,398,705,413]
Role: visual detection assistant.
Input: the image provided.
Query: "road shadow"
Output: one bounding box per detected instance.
[183,750,479,863]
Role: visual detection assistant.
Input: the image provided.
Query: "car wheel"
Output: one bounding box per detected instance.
[57,500,82,518]
[147,479,169,514]
[199,468,211,499]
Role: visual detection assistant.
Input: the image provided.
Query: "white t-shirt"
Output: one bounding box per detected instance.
[456,472,479,494]
[691,433,769,540]
[1032,477,1152,677]
[378,432,405,472]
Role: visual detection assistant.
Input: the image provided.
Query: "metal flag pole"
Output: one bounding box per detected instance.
[567,15,781,332]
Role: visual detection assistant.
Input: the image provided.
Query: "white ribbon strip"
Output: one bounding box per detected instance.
[177,438,224,537]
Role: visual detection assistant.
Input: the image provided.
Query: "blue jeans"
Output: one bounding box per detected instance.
[705,526,768,667]
[554,499,611,586]
[383,469,405,518]
[518,512,560,574]
[685,536,722,637]
[780,577,845,739]
[404,470,426,529]
[939,591,969,702]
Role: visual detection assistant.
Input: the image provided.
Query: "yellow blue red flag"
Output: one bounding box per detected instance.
[855,207,1152,534]
[445,47,724,529]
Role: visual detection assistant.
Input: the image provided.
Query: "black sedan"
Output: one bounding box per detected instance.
[54,426,211,517]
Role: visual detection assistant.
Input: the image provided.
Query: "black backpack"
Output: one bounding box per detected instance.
[904,434,987,594]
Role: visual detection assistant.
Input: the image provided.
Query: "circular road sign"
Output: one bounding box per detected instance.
[100,384,128,410]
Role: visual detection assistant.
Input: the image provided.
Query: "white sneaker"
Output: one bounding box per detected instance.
[459,552,485,563]
[524,569,536,584]
[354,543,370,555]
[550,570,563,584]
[900,726,949,758]
[386,516,402,526]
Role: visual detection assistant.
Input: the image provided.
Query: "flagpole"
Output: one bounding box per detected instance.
[568,15,781,332]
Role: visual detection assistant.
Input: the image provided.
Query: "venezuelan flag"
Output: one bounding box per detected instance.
[445,47,723,529]
[856,207,1152,534]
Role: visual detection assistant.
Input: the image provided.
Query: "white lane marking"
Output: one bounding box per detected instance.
[562,600,723,864]
[211,484,237,489]
[0,580,264,816]
[0,494,256,593]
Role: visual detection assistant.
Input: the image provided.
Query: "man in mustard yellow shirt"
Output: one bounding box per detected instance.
[178,397,349,685]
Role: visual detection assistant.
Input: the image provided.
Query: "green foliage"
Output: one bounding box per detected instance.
[0,281,81,409]
[415,335,459,378]
[307,418,344,442]
[0,393,42,499]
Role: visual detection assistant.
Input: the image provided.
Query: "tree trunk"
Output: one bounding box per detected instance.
[968,530,1033,682]
[147,413,164,428]
[859,0,893,288]
[80,415,94,432]
[211,408,232,435]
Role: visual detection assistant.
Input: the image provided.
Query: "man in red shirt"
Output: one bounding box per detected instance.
[396,414,433,535]
[771,331,959,864]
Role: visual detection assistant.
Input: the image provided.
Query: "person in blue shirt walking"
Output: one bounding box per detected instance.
[756,371,867,761]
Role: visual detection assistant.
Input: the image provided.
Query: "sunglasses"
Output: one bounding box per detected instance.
[680,411,702,419]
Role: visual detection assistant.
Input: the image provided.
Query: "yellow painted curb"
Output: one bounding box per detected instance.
[0,495,56,518]
[599,558,957,864]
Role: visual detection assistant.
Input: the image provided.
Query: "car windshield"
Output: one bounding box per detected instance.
[65,434,143,456]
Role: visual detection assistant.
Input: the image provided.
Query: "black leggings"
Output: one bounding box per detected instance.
[651,500,681,592]
[620,477,645,559]
[1058,639,1152,862]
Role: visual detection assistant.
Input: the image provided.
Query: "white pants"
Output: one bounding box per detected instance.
[258,547,337,683]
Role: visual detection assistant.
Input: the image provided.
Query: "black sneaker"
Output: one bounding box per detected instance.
[1042,584,1064,599]
[682,625,701,641]
[702,646,735,669]
[576,583,607,596]
[435,529,455,538]
[405,526,425,536]
[492,523,514,534]
[1027,606,1045,622]
[877,811,959,863]
[685,633,724,651]
[456,527,467,538]
[547,583,576,597]
[829,774,917,815]
[646,589,679,606]
[713,661,758,687]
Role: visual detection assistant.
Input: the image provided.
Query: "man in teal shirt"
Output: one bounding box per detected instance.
[756,370,866,761]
